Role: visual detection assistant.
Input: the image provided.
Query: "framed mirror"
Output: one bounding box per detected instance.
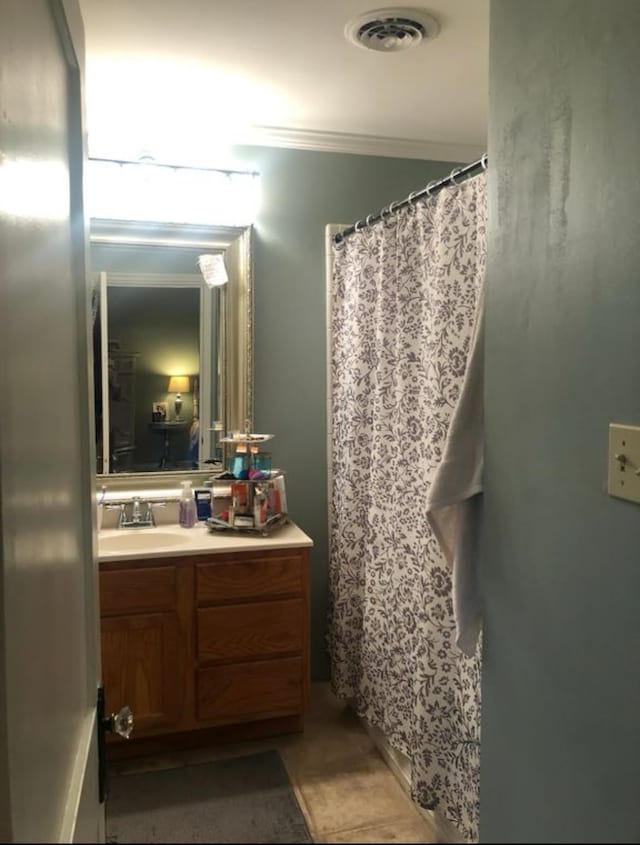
[91,219,253,479]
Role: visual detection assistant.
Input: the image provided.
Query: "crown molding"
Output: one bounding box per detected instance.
[238,125,485,163]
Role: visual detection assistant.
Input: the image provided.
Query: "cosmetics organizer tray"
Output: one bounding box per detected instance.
[205,434,288,536]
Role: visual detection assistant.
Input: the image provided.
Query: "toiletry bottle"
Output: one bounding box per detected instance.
[179,480,197,528]
[253,490,267,529]
[194,487,212,521]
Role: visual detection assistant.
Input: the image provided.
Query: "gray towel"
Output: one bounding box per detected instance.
[426,289,484,657]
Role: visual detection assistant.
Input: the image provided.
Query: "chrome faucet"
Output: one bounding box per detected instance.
[106,497,166,529]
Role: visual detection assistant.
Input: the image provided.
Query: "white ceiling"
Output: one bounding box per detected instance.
[79,0,489,167]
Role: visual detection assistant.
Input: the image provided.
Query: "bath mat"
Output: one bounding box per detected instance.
[106,749,312,844]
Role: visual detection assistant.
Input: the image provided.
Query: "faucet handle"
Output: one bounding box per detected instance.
[144,501,156,527]
[144,500,166,527]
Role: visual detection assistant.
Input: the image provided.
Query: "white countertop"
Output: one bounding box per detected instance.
[98,520,313,562]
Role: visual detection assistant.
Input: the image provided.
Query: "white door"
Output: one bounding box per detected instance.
[0,1,104,841]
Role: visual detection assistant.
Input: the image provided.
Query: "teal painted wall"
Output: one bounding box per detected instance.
[481,1,640,841]
[230,146,460,680]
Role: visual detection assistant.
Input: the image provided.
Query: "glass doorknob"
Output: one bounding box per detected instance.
[105,705,134,739]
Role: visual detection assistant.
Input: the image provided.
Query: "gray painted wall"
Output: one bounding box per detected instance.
[231,146,460,680]
[481,2,640,841]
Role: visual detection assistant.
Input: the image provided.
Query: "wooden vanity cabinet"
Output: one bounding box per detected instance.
[99,545,310,756]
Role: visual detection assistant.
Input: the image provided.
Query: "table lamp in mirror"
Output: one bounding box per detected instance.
[168,375,190,421]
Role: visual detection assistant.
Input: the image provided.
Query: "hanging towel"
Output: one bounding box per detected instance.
[426,289,484,657]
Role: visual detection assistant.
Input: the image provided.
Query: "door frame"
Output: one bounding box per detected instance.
[0,1,103,840]
[55,0,104,837]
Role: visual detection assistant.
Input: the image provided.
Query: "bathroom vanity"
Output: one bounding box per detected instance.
[98,522,312,758]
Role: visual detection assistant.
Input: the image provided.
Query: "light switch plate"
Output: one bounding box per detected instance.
[608,423,640,504]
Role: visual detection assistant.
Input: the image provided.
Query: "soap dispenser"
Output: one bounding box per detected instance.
[179,480,197,528]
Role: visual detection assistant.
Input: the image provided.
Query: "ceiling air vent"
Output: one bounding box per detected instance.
[345,7,439,53]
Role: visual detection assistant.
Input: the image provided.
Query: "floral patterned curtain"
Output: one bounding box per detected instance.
[328,174,486,842]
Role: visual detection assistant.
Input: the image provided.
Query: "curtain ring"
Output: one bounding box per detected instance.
[388,200,399,214]
[354,219,365,232]
[449,166,464,186]
[481,152,488,170]
[408,189,421,204]
[365,213,376,227]
[425,180,438,197]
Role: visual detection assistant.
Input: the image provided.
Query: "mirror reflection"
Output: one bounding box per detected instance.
[91,220,253,476]
[94,276,206,473]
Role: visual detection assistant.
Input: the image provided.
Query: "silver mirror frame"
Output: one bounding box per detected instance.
[90,218,253,485]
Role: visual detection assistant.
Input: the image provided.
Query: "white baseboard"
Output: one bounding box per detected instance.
[357,713,463,844]
[361,718,412,790]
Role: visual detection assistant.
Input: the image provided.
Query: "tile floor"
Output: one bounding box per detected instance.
[109,682,453,843]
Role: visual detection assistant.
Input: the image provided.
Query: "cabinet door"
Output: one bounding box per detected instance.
[101,612,182,738]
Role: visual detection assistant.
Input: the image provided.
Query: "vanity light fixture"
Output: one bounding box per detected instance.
[168,375,190,420]
[198,253,228,288]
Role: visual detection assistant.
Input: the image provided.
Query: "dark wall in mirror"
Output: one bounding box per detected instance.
[105,286,200,472]
[92,243,215,475]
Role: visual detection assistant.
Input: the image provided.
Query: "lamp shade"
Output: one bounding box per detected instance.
[198,253,228,288]
[168,375,190,394]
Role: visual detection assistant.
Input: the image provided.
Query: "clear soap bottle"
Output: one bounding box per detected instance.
[179,480,197,528]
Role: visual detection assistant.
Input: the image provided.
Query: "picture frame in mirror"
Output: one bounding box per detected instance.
[152,402,168,422]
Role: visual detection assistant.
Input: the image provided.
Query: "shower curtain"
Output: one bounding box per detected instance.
[327,173,486,843]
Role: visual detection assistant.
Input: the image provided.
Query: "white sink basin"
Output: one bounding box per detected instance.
[99,531,192,552]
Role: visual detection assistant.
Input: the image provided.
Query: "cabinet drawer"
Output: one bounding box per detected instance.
[100,566,176,615]
[196,657,302,723]
[196,555,303,604]
[197,598,303,663]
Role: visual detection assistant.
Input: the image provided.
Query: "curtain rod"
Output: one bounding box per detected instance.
[333,153,488,244]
